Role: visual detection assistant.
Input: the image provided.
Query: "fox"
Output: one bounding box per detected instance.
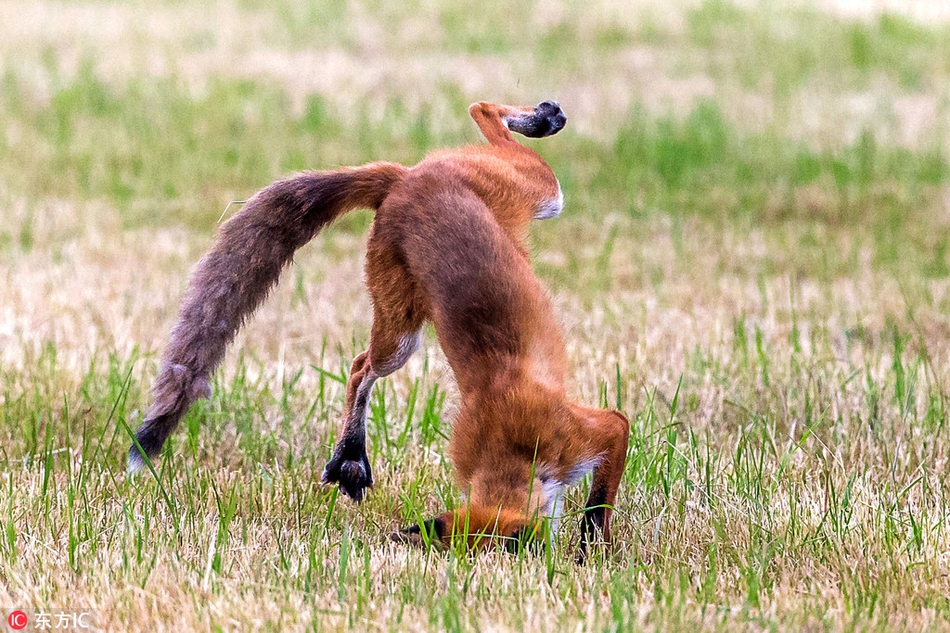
[129,99,629,560]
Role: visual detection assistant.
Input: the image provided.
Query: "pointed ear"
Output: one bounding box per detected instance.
[391,516,448,549]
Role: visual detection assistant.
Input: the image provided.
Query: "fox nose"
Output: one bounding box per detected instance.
[538,100,561,115]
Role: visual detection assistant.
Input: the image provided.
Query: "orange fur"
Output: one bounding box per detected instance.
[132,100,628,561]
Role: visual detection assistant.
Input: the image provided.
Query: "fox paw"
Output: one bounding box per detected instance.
[322,451,374,502]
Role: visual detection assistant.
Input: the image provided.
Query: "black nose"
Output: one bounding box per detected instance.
[538,100,561,116]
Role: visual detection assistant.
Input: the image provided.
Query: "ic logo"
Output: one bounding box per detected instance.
[7,610,28,630]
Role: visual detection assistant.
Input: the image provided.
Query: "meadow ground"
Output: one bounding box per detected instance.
[2,0,950,630]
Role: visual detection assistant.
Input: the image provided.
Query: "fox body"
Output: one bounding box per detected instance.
[130,100,629,559]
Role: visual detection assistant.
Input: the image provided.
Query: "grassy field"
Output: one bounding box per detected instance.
[2,0,950,630]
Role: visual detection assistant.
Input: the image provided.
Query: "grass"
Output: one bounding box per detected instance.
[2,0,950,630]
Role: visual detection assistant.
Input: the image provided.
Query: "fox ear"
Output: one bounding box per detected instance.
[391,516,447,549]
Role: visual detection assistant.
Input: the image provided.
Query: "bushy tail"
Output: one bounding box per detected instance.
[129,162,407,471]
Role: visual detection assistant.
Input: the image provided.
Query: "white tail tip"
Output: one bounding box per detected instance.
[127,451,147,475]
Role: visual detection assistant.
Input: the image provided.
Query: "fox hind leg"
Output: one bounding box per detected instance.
[321,350,376,501]
[321,245,426,502]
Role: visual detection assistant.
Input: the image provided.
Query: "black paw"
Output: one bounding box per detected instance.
[509,100,567,138]
[321,450,374,502]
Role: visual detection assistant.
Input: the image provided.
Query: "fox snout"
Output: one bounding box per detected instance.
[391,507,547,553]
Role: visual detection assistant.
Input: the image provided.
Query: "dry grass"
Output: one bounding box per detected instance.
[2,0,950,631]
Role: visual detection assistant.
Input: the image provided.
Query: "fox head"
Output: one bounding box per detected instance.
[393,393,571,553]
[392,465,559,553]
[392,505,548,553]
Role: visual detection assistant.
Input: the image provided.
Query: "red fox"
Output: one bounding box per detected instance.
[130,100,629,560]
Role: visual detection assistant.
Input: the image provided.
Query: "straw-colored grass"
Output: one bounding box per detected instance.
[2,0,950,630]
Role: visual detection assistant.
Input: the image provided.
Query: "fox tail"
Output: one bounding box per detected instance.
[128,162,406,471]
